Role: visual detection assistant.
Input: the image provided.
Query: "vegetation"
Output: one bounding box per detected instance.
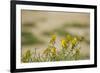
[63,22,89,28]
[22,34,84,63]
[22,32,43,45]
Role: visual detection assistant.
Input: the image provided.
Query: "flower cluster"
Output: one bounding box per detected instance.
[22,34,82,62]
[43,34,81,61]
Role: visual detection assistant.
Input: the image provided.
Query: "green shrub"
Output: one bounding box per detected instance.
[22,34,85,62]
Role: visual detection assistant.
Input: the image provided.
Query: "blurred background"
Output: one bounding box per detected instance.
[21,10,90,60]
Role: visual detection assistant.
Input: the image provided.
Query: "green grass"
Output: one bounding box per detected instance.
[42,29,72,37]
[63,23,89,28]
[42,22,89,37]
[21,49,89,62]
[42,31,52,36]
[22,32,43,45]
[54,29,72,36]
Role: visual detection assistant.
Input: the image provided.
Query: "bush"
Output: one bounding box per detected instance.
[22,34,82,62]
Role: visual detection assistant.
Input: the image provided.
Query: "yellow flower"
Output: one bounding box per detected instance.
[71,37,77,46]
[49,34,56,45]
[61,39,67,48]
[51,47,56,55]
